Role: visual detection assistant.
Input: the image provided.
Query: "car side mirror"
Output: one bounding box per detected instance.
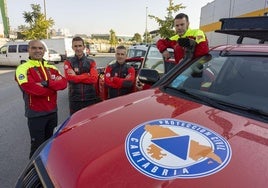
[137,68,160,85]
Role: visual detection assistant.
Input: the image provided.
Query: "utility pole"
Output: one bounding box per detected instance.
[43,0,48,38]
[145,6,148,44]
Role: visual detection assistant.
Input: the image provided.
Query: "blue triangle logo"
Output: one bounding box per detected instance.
[151,135,190,160]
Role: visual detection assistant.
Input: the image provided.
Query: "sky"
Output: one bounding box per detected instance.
[5,0,214,36]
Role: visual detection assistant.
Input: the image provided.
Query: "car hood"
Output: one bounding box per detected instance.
[42,88,268,188]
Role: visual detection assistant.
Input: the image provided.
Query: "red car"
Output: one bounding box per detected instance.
[16,17,268,188]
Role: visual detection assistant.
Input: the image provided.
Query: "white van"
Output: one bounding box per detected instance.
[0,40,49,66]
[127,44,148,58]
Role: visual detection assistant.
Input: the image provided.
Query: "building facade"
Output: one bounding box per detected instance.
[200,0,268,46]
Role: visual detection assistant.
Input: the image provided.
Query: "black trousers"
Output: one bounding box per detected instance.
[27,112,58,159]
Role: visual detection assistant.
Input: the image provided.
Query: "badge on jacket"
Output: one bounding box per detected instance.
[18,74,25,80]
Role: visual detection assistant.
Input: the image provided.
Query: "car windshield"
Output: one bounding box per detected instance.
[143,46,165,74]
[128,49,146,58]
[90,46,97,50]
[165,53,268,121]
[127,45,149,58]
[142,45,175,75]
[49,49,57,54]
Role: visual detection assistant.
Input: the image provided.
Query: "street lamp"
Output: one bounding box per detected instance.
[145,7,148,44]
[43,0,48,38]
[43,0,46,19]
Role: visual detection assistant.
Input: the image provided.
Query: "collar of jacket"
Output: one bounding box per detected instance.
[74,54,87,61]
[170,28,200,40]
[27,59,48,66]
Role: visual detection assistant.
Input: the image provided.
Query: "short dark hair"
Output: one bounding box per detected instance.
[116,45,126,50]
[72,36,84,46]
[175,13,189,22]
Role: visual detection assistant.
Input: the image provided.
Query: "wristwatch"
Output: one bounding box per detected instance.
[41,80,49,87]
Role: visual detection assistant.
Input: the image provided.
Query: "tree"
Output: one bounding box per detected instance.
[18,4,54,40]
[143,31,153,44]
[131,33,142,43]
[109,29,118,46]
[148,0,185,38]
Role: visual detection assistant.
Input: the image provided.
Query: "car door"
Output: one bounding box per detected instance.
[6,44,19,66]
[16,44,29,65]
[0,45,9,66]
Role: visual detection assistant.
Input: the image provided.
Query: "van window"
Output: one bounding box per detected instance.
[18,45,28,52]
[0,46,7,54]
[8,45,17,53]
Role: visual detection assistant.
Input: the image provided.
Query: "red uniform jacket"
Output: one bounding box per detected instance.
[104,61,135,98]
[15,59,67,118]
[157,28,209,64]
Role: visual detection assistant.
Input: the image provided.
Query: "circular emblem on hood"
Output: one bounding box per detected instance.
[125,118,232,180]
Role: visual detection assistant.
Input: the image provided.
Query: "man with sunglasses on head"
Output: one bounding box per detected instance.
[15,39,67,159]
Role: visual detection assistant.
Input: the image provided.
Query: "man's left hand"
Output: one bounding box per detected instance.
[67,69,76,75]
[41,80,49,87]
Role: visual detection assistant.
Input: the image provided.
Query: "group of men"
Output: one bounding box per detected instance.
[15,13,209,159]
[15,37,136,159]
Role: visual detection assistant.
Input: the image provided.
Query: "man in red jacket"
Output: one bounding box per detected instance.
[64,37,99,115]
[104,46,136,99]
[15,40,67,159]
[157,13,209,65]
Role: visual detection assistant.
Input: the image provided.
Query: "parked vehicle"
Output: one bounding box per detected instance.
[47,48,61,64]
[16,17,268,188]
[0,40,49,66]
[108,47,115,53]
[136,45,174,91]
[86,44,98,56]
[127,44,148,58]
[43,38,74,60]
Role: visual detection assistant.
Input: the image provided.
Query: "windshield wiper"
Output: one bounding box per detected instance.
[216,100,268,117]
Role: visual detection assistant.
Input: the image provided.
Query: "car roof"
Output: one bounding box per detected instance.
[49,48,59,53]
[211,44,268,54]
[128,44,149,50]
